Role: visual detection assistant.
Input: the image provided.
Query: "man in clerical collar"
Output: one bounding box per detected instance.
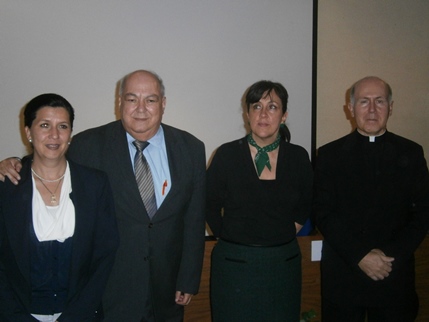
[314,76,429,322]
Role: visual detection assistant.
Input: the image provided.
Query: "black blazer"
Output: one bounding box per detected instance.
[68,120,206,322]
[314,130,429,306]
[0,158,119,322]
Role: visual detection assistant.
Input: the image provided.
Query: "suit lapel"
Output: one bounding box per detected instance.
[68,161,85,281]
[109,121,137,184]
[156,125,183,215]
[4,162,33,285]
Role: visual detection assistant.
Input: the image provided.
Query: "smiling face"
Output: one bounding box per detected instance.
[25,106,72,162]
[247,90,287,146]
[348,77,393,136]
[119,71,166,141]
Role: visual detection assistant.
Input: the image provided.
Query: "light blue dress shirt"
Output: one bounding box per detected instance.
[127,126,171,207]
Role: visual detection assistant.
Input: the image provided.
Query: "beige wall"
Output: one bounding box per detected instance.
[317,1,429,160]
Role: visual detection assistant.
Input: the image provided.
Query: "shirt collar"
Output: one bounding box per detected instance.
[126,125,165,149]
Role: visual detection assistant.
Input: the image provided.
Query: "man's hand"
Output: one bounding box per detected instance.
[175,291,193,306]
[0,157,22,185]
[358,248,394,281]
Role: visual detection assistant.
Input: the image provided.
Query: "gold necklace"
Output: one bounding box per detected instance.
[35,176,63,205]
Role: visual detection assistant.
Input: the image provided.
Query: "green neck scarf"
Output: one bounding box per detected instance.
[247,133,281,177]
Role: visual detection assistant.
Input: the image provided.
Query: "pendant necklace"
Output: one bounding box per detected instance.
[31,168,64,205]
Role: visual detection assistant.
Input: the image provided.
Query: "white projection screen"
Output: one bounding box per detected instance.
[0,1,315,162]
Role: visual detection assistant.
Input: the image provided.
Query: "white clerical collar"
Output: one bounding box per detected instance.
[357,129,386,143]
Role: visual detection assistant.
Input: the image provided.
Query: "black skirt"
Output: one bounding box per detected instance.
[210,238,302,322]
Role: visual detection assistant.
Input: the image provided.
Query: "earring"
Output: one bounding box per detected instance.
[29,138,32,143]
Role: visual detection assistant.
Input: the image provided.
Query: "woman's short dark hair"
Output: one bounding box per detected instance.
[24,93,75,129]
[245,80,290,142]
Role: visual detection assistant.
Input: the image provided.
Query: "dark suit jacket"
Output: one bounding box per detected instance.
[0,158,119,322]
[314,130,429,307]
[68,120,206,322]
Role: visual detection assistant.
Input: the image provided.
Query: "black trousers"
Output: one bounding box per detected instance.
[321,297,419,322]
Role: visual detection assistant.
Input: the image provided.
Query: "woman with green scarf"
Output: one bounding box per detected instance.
[206,80,313,322]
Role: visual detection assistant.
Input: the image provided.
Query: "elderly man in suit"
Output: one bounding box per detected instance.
[314,76,429,322]
[0,70,206,322]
